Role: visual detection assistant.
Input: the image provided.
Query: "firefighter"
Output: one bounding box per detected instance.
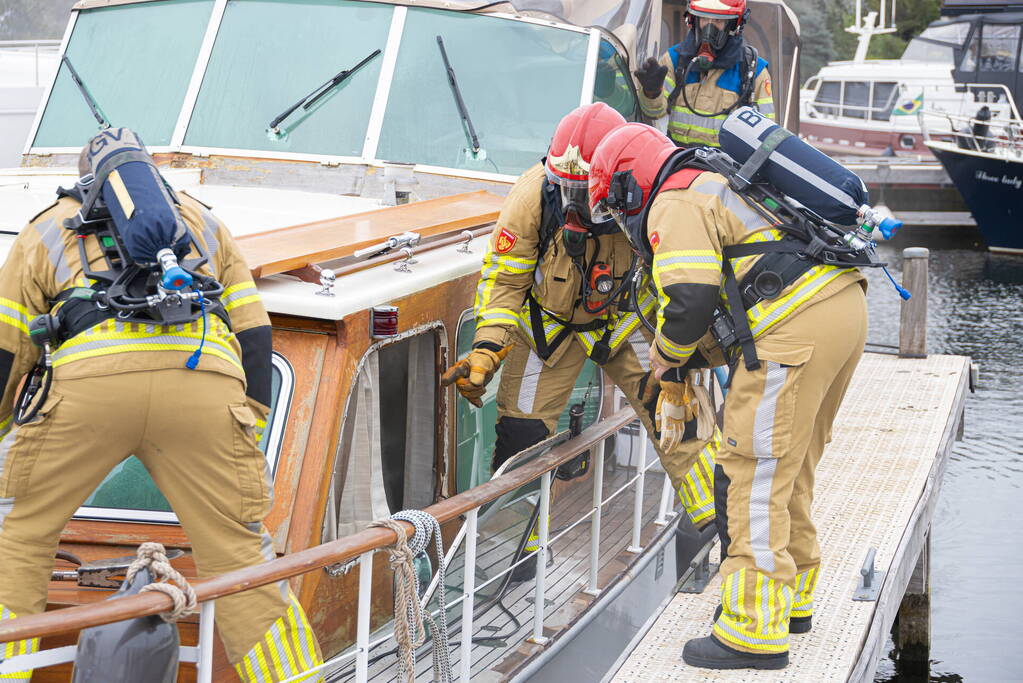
[633,0,774,147]
[443,103,719,580]
[0,141,323,681]
[588,123,867,669]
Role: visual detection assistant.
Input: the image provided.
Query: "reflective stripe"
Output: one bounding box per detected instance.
[715,569,791,653]
[757,101,776,116]
[478,308,521,327]
[52,318,241,371]
[0,298,28,336]
[689,178,770,234]
[0,416,10,440]
[235,593,323,683]
[223,281,261,313]
[0,606,40,679]
[749,459,780,574]
[34,218,71,282]
[753,362,787,457]
[679,427,720,524]
[200,210,220,277]
[791,566,819,616]
[516,349,543,414]
[657,334,696,361]
[749,266,849,337]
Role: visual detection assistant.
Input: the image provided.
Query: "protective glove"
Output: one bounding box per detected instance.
[634,57,668,98]
[655,370,715,452]
[440,344,512,407]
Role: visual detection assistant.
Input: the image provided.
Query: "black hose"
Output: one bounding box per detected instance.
[630,269,658,335]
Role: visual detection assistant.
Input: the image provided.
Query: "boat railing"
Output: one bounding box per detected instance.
[803,98,899,123]
[919,107,1023,158]
[0,405,682,682]
[0,40,61,88]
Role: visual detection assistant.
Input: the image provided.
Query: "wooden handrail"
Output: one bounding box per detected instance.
[0,409,635,644]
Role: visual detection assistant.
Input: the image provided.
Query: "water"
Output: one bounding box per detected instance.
[865,236,1023,682]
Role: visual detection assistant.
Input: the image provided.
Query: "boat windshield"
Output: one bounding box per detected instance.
[31,0,608,178]
[902,22,971,63]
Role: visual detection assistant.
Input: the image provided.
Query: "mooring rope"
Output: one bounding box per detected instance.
[125,542,197,623]
[370,510,452,683]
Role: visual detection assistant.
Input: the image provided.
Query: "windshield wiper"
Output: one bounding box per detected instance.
[62,55,110,129]
[436,35,481,155]
[268,48,381,132]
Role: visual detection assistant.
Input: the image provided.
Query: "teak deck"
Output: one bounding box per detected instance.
[613,352,971,682]
[236,190,504,278]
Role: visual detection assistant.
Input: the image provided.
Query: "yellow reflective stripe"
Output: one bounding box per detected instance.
[657,334,695,360]
[253,642,274,682]
[223,281,256,298]
[0,606,39,679]
[477,308,521,327]
[224,294,261,313]
[714,569,791,653]
[748,266,849,338]
[291,593,322,673]
[0,415,11,440]
[236,656,259,683]
[0,297,29,335]
[286,600,312,672]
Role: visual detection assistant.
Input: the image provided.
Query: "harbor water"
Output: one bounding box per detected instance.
[865,234,1023,682]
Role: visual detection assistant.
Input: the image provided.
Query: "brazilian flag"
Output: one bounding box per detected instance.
[893,92,924,116]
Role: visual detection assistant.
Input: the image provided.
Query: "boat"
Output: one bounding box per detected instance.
[921,5,1023,253]
[0,39,59,167]
[0,1,799,681]
[799,1,1015,157]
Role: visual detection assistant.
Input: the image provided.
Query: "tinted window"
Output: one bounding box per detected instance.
[594,39,638,121]
[961,30,980,72]
[184,0,391,155]
[980,24,1020,72]
[842,81,869,119]
[871,82,897,121]
[814,81,841,116]
[33,0,213,148]
[453,310,601,493]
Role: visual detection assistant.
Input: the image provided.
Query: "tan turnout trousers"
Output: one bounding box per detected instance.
[712,283,867,654]
[497,327,717,532]
[0,369,322,681]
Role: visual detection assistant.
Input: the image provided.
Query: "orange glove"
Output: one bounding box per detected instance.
[441,344,512,407]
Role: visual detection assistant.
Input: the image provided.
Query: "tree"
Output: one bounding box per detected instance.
[0,0,77,40]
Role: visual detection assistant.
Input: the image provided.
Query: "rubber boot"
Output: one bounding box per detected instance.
[682,635,789,670]
[712,605,812,633]
[509,548,554,584]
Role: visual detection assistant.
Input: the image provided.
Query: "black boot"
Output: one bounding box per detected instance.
[682,635,788,670]
[790,614,812,634]
[712,605,812,634]
[509,548,554,584]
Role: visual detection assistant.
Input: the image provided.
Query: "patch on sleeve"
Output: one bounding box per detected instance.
[495,228,518,253]
[649,231,660,251]
[764,78,772,96]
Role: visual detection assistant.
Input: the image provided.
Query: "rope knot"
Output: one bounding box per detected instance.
[369,511,451,683]
[126,542,197,623]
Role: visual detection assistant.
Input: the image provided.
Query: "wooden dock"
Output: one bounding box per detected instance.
[611,351,971,682]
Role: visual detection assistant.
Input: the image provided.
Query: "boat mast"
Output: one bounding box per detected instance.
[846,0,898,63]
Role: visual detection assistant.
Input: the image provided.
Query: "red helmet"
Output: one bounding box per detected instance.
[545,102,627,226]
[588,123,676,232]
[687,0,747,26]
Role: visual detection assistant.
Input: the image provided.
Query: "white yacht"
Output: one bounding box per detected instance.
[799,7,1014,157]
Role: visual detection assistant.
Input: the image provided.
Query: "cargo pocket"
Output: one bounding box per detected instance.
[0,392,63,498]
[722,341,813,459]
[230,403,270,523]
[534,234,579,317]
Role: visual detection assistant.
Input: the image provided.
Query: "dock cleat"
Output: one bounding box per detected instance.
[682,635,789,670]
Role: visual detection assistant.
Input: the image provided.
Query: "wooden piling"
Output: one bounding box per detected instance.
[899,248,929,358]
[894,536,931,674]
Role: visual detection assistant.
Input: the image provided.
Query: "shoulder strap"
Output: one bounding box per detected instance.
[536,172,564,260]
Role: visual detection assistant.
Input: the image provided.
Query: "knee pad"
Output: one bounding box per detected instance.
[493,417,549,471]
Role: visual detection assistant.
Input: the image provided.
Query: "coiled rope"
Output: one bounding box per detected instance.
[125,542,197,623]
[370,510,451,683]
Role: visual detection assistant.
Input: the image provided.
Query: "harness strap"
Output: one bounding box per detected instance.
[733,126,792,189]
[720,256,759,371]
